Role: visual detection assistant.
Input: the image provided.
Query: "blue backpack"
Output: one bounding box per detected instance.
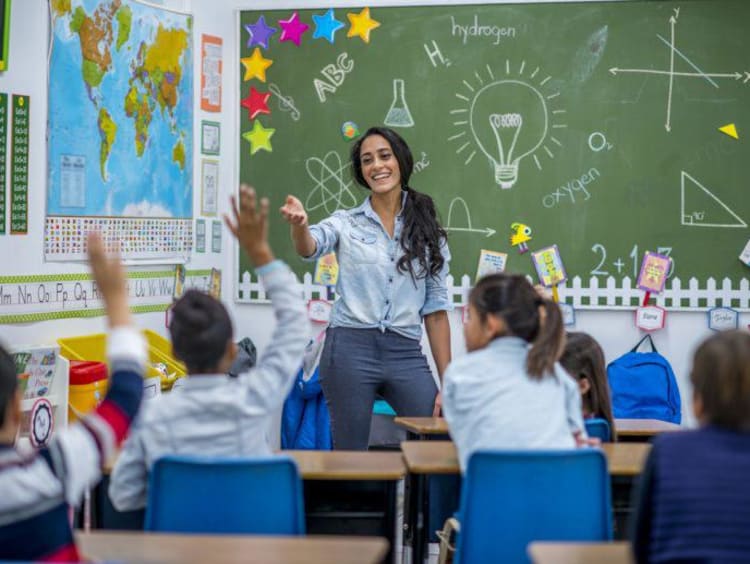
[606,335,681,424]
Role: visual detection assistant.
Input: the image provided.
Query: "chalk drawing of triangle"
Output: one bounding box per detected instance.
[680,171,747,228]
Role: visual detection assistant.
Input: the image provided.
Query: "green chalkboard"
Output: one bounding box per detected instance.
[238,0,750,309]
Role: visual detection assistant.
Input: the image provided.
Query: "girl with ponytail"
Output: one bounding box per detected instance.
[280,126,452,450]
[442,273,586,472]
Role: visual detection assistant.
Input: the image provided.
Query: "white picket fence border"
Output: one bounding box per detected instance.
[236,271,750,312]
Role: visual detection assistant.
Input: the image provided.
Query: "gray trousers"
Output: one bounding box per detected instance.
[319,327,438,450]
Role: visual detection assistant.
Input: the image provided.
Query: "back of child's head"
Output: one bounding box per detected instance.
[560,332,616,437]
[691,330,750,431]
[0,344,16,427]
[169,289,233,374]
[469,273,564,378]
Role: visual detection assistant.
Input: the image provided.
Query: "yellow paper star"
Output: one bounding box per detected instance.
[240,48,273,82]
[242,120,275,155]
[347,7,380,44]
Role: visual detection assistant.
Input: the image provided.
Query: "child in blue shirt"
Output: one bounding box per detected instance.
[632,329,750,563]
[443,273,585,472]
[109,185,307,511]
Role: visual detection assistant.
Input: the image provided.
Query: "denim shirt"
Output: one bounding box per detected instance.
[306,191,452,340]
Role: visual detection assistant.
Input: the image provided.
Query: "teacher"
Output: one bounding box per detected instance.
[280,126,452,450]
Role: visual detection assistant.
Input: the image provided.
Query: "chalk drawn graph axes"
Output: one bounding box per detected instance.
[445,197,497,237]
[610,8,750,132]
[680,171,747,228]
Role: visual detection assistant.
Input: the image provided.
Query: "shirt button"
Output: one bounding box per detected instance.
[388,277,393,283]
[385,300,390,304]
[390,257,395,262]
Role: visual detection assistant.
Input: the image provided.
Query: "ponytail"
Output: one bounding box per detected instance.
[526,298,564,379]
[398,186,447,280]
[470,273,565,379]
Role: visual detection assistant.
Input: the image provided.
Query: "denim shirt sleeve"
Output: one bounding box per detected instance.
[304,213,345,262]
[420,238,453,316]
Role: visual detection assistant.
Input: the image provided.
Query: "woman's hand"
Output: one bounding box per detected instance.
[432,391,443,417]
[280,195,308,226]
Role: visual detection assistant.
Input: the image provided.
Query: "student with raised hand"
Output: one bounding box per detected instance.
[442,273,586,472]
[280,126,452,450]
[632,329,750,563]
[0,233,145,561]
[109,185,307,512]
[560,331,617,441]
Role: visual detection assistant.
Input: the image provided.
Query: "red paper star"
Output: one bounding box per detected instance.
[241,86,271,120]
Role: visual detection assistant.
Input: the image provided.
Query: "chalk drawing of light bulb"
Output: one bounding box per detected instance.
[471,81,547,189]
[449,62,567,189]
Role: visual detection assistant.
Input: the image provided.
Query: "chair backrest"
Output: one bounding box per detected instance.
[144,455,305,535]
[455,450,612,564]
[585,417,612,442]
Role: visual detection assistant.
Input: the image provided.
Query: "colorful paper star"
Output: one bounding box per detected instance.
[240,48,273,82]
[244,16,276,49]
[241,86,271,120]
[242,121,275,155]
[347,7,380,44]
[278,12,309,46]
[312,9,345,44]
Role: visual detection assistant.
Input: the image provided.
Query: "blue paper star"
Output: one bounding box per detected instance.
[245,15,276,49]
[312,9,345,44]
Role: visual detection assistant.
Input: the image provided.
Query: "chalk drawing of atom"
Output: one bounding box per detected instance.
[305,151,359,215]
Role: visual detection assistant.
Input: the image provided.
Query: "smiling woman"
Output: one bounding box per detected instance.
[279,126,453,450]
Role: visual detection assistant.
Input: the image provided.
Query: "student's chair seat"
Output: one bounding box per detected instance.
[144,455,305,535]
[585,417,613,442]
[454,450,612,564]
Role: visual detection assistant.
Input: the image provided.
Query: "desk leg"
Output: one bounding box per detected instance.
[384,481,397,564]
[408,472,426,564]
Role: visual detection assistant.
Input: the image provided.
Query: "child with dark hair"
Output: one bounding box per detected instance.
[560,331,617,441]
[632,329,750,563]
[0,233,145,561]
[279,126,451,450]
[442,273,585,472]
[109,185,307,511]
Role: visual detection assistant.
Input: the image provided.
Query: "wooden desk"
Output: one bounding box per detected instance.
[285,450,405,480]
[400,441,650,477]
[395,416,682,441]
[400,441,650,564]
[529,541,633,564]
[615,418,681,440]
[76,530,389,564]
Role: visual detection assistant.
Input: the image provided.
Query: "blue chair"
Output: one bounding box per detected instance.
[585,417,612,442]
[144,455,305,535]
[454,450,612,564]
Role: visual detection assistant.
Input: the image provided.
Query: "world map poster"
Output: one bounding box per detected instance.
[46,0,193,262]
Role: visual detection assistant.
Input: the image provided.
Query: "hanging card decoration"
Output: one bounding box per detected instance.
[708,306,739,331]
[308,299,333,323]
[636,305,666,332]
[476,249,507,281]
[740,239,750,267]
[314,252,339,286]
[531,244,567,302]
[509,222,532,254]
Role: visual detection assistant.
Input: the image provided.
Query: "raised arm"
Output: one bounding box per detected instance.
[55,233,146,505]
[226,185,308,411]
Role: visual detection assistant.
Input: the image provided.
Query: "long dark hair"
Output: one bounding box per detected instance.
[469,273,564,379]
[351,126,447,281]
[560,332,617,439]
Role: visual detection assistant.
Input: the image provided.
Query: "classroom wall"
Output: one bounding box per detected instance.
[1,0,747,427]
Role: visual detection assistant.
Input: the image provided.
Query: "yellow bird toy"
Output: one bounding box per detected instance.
[510,223,532,254]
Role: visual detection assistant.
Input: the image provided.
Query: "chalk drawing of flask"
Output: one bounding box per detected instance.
[384,79,415,128]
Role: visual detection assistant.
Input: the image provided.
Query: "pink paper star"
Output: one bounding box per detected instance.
[278,12,309,46]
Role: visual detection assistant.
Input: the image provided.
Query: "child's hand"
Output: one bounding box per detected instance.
[87,232,130,328]
[225,184,274,267]
[574,431,602,448]
[280,195,308,226]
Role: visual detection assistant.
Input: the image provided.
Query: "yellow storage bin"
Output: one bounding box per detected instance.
[58,330,187,406]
